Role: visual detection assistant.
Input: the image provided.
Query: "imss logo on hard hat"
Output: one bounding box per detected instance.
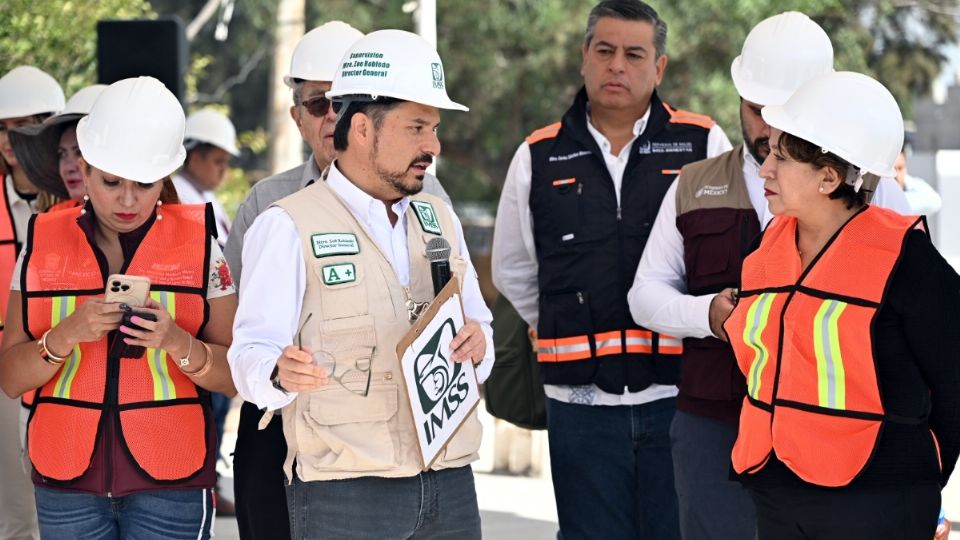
[431,63,444,90]
[413,319,470,444]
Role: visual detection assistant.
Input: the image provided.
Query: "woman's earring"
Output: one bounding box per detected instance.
[79,194,90,215]
[155,199,163,221]
[818,185,825,193]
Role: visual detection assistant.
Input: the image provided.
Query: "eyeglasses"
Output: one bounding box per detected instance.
[300,95,331,118]
[297,313,375,397]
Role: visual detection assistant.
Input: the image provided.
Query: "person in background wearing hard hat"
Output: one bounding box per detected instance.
[0,64,65,540]
[717,71,960,539]
[228,29,492,539]
[222,21,454,540]
[9,84,107,213]
[492,1,731,537]
[0,76,238,540]
[173,108,240,245]
[627,12,914,539]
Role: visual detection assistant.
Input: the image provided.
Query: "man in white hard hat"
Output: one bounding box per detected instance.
[492,1,731,537]
[626,12,910,539]
[173,108,239,245]
[222,21,454,539]
[229,29,491,538]
[0,64,64,540]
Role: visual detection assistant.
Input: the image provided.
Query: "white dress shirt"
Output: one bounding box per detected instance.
[492,107,732,406]
[902,174,942,216]
[628,145,914,342]
[229,162,495,411]
[172,174,232,244]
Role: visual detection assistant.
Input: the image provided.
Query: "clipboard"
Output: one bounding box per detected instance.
[395,276,481,469]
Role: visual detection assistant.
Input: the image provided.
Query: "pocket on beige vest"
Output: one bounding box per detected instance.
[313,258,368,320]
[299,384,401,472]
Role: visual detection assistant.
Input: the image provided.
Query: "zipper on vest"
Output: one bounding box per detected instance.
[576,291,584,304]
[616,206,622,221]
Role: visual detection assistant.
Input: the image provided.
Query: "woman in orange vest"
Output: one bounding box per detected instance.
[0,77,237,540]
[9,84,107,213]
[0,64,66,540]
[720,71,960,539]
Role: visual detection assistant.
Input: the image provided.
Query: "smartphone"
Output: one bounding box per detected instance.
[104,274,151,307]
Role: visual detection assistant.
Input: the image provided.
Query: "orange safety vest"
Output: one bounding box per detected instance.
[0,176,19,340]
[22,204,212,483]
[723,206,925,487]
[46,199,81,213]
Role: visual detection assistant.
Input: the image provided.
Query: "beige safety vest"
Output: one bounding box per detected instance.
[274,179,482,481]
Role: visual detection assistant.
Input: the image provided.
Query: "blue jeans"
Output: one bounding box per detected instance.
[546,396,680,540]
[34,487,215,540]
[285,466,481,540]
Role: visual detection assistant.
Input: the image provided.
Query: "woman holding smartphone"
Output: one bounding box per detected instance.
[0,76,237,540]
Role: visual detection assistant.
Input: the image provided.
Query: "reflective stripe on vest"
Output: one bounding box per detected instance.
[50,296,82,399]
[537,328,683,362]
[814,299,848,410]
[146,291,178,401]
[743,292,777,401]
[724,206,925,487]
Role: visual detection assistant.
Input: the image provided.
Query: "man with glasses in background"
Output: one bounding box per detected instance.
[228,29,493,538]
[223,21,452,540]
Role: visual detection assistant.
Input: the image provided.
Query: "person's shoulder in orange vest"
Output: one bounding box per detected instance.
[661,102,716,130]
[526,122,562,145]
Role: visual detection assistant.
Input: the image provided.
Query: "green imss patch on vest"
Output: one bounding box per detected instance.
[411,201,442,235]
[322,263,356,285]
[311,233,360,258]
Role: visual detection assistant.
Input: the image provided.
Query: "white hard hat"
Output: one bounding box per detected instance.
[327,29,468,111]
[76,77,186,183]
[762,71,904,184]
[9,84,108,199]
[284,21,364,87]
[730,12,834,106]
[0,66,66,120]
[184,108,239,157]
[51,84,108,121]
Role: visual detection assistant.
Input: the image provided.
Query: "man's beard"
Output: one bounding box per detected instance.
[372,135,430,197]
[741,113,769,164]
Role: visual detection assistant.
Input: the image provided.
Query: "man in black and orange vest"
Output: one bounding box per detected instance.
[492,1,730,537]
[626,12,911,540]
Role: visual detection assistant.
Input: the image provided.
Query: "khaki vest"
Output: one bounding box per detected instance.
[675,144,753,216]
[274,179,483,481]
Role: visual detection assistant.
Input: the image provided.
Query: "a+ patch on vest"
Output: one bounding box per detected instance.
[311,233,360,258]
[411,201,442,235]
[322,263,356,285]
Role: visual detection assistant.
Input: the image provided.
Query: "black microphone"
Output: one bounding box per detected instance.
[425,237,452,296]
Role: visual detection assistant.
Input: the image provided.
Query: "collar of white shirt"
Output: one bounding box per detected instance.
[584,105,651,157]
[326,161,412,228]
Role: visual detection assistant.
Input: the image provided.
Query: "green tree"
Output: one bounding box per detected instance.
[0,0,154,95]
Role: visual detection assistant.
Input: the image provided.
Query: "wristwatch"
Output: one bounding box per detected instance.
[270,364,287,394]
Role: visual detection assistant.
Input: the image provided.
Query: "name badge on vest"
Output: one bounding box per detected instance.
[311,233,360,258]
[411,201,442,235]
[322,263,356,285]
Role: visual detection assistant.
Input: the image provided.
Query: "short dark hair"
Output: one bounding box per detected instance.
[185,141,217,162]
[584,0,667,58]
[777,131,866,210]
[332,98,403,152]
